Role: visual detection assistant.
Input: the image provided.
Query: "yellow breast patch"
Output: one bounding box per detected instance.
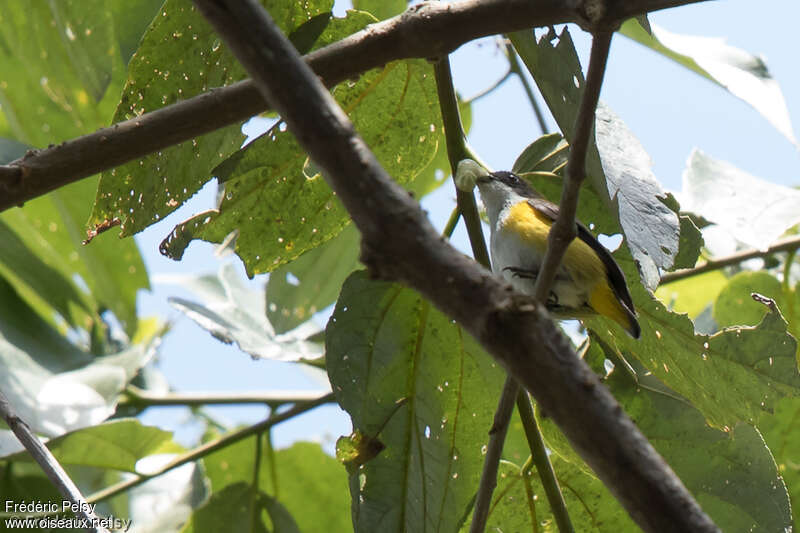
[503,201,605,284]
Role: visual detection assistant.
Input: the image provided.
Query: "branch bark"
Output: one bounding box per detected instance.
[192,0,719,531]
[0,390,108,533]
[0,0,710,214]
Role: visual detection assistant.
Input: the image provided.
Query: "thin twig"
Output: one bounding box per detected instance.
[470,376,519,533]
[505,41,549,135]
[120,386,332,407]
[464,68,513,104]
[533,31,613,304]
[0,390,108,532]
[0,0,712,214]
[660,234,800,284]
[516,390,574,533]
[191,1,719,531]
[86,392,333,504]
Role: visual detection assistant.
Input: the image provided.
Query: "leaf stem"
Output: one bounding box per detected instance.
[516,390,574,533]
[469,376,519,533]
[434,56,491,269]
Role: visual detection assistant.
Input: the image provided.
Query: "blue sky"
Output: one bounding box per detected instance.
[132,0,800,450]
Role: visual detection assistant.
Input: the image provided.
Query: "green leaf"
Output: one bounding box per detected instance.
[713,271,784,328]
[682,149,800,250]
[160,15,440,274]
[0,1,153,146]
[270,442,351,533]
[90,0,333,236]
[620,18,796,145]
[5,419,182,472]
[672,215,704,270]
[353,0,406,20]
[512,132,569,175]
[0,278,160,455]
[588,260,800,429]
[203,439,351,533]
[536,353,793,531]
[164,263,323,361]
[510,28,680,290]
[593,345,791,531]
[1,178,149,337]
[760,397,800,521]
[263,496,301,533]
[326,271,505,532]
[656,270,728,319]
[267,224,361,334]
[181,483,269,533]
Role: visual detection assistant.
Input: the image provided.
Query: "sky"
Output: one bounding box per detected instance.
[132,0,800,450]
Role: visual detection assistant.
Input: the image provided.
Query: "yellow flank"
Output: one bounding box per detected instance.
[504,202,633,332]
[504,202,604,283]
[588,282,636,334]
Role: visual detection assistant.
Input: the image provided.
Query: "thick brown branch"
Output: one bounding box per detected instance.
[0,0,710,213]
[193,0,719,531]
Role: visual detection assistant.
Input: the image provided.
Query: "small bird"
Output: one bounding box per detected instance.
[456,160,640,338]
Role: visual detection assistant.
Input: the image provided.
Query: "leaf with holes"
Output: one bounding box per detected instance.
[267,223,361,334]
[326,271,504,532]
[90,0,333,236]
[536,342,792,532]
[161,49,440,274]
[588,250,800,429]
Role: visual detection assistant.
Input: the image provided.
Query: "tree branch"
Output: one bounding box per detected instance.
[0,390,108,532]
[660,234,800,284]
[87,392,333,504]
[119,386,332,408]
[0,0,711,214]
[193,0,718,531]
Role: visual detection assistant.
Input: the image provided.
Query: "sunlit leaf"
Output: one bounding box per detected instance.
[620,19,797,145]
[0,278,160,456]
[681,149,800,251]
[163,263,323,361]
